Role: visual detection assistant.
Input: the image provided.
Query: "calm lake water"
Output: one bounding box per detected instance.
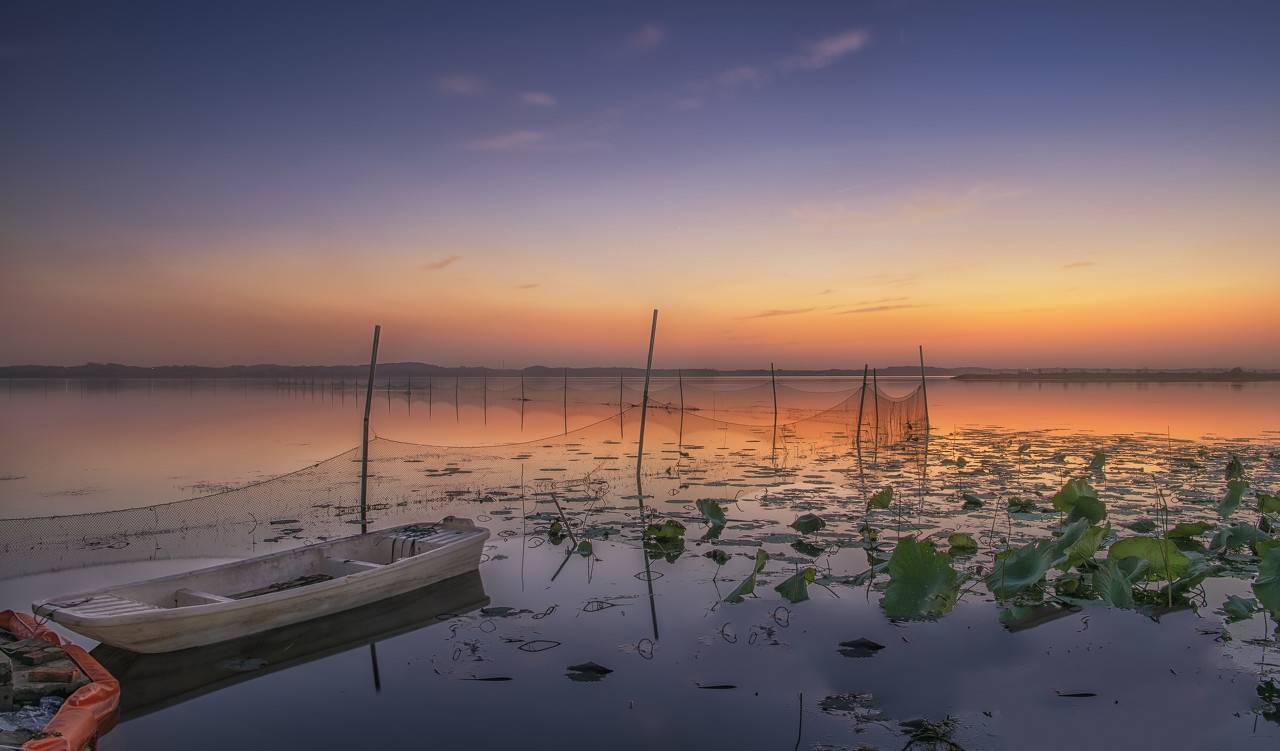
[1,377,1278,749]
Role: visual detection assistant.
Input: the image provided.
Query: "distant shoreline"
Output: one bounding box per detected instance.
[0,363,1275,382]
[953,369,1279,383]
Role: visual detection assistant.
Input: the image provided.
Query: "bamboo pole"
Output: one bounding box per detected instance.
[635,309,659,487]
[770,362,778,431]
[872,367,880,450]
[918,345,930,432]
[563,367,568,434]
[359,325,381,534]
[855,364,868,453]
[482,368,487,424]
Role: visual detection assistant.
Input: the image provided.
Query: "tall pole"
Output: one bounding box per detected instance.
[918,345,930,432]
[482,368,487,424]
[855,364,868,453]
[635,309,659,488]
[563,367,568,434]
[360,325,381,534]
[872,367,881,449]
[770,362,778,431]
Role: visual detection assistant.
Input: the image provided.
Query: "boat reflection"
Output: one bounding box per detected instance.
[91,571,487,720]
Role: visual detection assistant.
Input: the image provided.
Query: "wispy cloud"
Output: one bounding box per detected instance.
[784,29,871,71]
[464,130,546,151]
[815,288,833,296]
[1062,260,1098,270]
[628,24,667,51]
[688,28,870,100]
[515,282,540,289]
[436,74,486,96]
[421,255,461,271]
[743,307,816,319]
[837,303,918,315]
[519,91,556,107]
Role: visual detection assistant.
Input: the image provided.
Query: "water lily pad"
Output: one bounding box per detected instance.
[882,537,959,619]
[1167,522,1212,539]
[868,487,893,509]
[948,532,978,555]
[791,513,826,534]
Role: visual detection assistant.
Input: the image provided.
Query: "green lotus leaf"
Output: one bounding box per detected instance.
[1253,547,1280,618]
[948,532,978,554]
[1218,478,1250,519]
[1258,492,1280,514]
[791,513,826,534]
[868,487,893,510]
[1108,537,1190,582]
[986,538,1058,599]
[1219,594,1261,623]
[774,567,817,603]
[1052,478,1098,516]
[881,537,959,619]
[1210,522,1270,554]
[695,499,726,526]
[1167,522,1212,539]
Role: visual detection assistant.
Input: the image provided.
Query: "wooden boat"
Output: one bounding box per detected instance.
[93,571,488,719]
[33,517,488,653]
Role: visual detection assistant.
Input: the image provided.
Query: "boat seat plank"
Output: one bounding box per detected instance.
[174,588,234,607]
[58,594,162,617]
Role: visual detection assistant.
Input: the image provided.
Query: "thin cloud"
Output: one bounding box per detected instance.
[743,307,816,319]
[688,28,870,99]
[815,288,833,296]
[837,303,918,315]
[784,29,870,71]
[1062,260,1098,270]
[421,255,461,271]
[436,74,486,96]
[628,24,667,51]
[464,130,546,151]
[515,282,540,289]
[519,91,556,107]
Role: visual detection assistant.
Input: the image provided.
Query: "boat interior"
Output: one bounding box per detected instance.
[41,521,481,616]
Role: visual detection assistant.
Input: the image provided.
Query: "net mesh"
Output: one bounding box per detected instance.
[0,381,928,579]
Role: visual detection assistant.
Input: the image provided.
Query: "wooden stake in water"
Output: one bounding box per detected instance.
[635,309,659,488]
[872,368,881,452]
[770,362,778,431]
[855,364,868,454]
[360,325,381,534]
[563,367,568,434]
[918,345,930,432]
[482,367,488,424]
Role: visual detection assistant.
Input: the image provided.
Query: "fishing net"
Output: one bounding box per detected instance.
[0,379,927,579]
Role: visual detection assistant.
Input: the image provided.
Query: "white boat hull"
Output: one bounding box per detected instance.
[34,518,488,653]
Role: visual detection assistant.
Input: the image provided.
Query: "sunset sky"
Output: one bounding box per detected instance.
[2,1,1278,369]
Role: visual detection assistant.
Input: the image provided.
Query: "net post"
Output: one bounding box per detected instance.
[918,345,930,433]
[872,367,880,452]
[360,324,381,534]
[770,362,778,430]
[563,367,568,434]
[855,364,868,453]
[635,309,659,488]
